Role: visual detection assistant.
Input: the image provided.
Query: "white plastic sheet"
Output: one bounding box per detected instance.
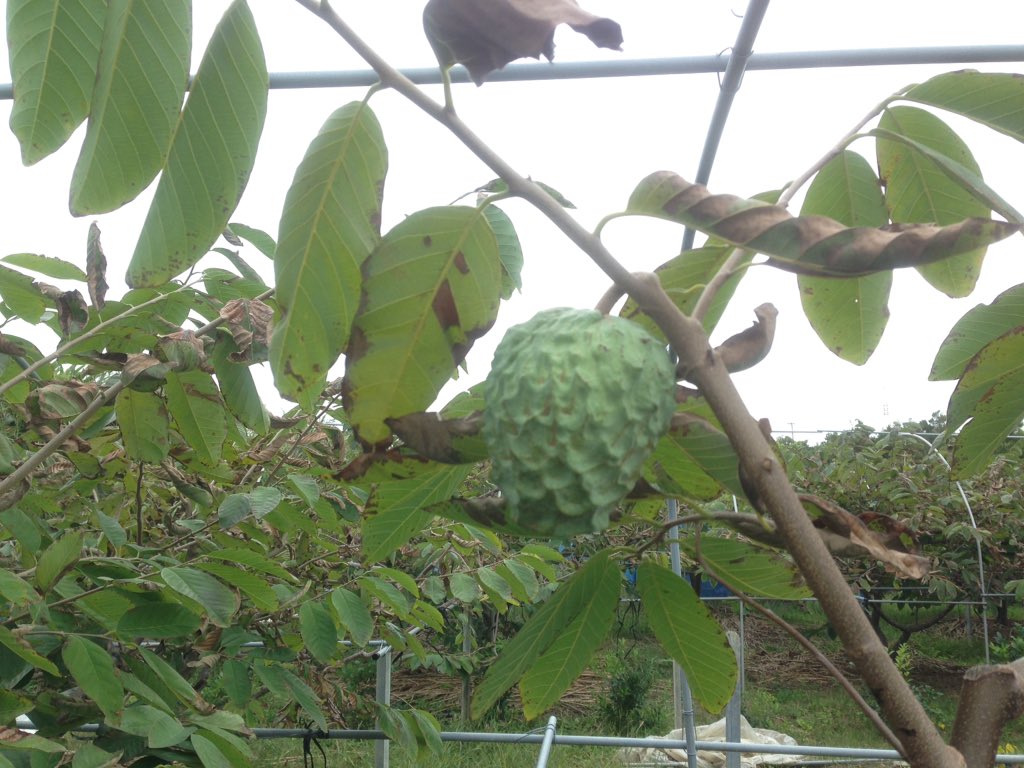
[620,715,803,766]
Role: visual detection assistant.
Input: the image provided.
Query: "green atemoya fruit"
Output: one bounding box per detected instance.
[483,307,676,536]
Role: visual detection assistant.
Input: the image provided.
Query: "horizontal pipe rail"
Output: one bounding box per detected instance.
[3,45,1024,100]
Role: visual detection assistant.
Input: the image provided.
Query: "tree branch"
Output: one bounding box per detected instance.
[293,4,965,764]
[951,659,1024,768]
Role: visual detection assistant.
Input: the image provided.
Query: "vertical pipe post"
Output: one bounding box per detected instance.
[375,647,392,768]
[535,716,558,768]
[461,611,472,721]
[725,632,743,768]
[667,498,699,768]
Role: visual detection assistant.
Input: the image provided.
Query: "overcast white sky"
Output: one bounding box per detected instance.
[2,1,1024,437]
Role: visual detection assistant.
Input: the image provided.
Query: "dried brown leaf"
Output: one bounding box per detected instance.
[218,298,271,362]
[424,0,622,85]
[800,494,929,579]
[56,290,89,337]
[715,303,778,373]
[629,171,1020,277]
[87,222,109,310]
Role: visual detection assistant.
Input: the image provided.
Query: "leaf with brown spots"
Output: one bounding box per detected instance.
[271,101,388,411]
[628,171,1020,277]
[423,0,622,85]
[343,206,501,446]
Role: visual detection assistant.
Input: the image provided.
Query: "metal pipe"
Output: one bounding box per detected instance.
[682,0,771,251]
[535,716,558,768]
[375,648,392,768]
[3,45,1024,100]
[900,433,991,662]
[667,497,699,768]
[21,719,1024,763]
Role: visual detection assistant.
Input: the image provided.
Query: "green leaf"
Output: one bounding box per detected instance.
[7,0,106,164]
[875,106,990,297]
[71,742,120,768]
[196,563,278,612]
[626,170,1017,278]
[645,416,743,500]
[115,388,170,463]
[472,551,613,718]
[797,150,892,364]
[331,588,373,646]
[299,600,338,664]
[620,245,748,340]
[280,668,327,731]
[0,569,37,606]
[139,647,206,710]
[165,371,227,465]
[903,71,1024,143]
[362,465,471,561]
[2,253,86,280]
[160,567,239,627]
[482,204,523,299]
[0,625,58,675]
[360,577,410,619]
[449,572,481,604]
[70,0,191,213]
[191,733,232,768]
[932,283,1024,380]
[116,704,192,748]
[117,604,202,639]
[271,101,387,410]
[95,510,128,548]
[35,532,82,591]
[126,0,267,287]
[227,222,276,258]
[287,473,320,506]
[519,554,619,718]
[870,127,1023,225]
[637,561,736,713]
[63,635,124,718]
[219,660,251,709]
[206,547,296,582]
[191,729,250,768]
[947,329,1024,478]
[0,264,45,322]
[211,338,270,435]
[344,206,501,444]
[693,538,810,599]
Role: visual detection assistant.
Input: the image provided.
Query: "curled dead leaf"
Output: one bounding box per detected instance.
[87,222,109,309]
[629,171,1020,276]
[122,354,173,392]
[56,290,89,337]
[800,493,929,579]
[424,0,623,85]
[156,330,207,372]
[715,303,778,373]
[218,298,271,362]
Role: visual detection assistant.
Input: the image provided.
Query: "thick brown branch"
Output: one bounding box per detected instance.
[951,659,1024,768]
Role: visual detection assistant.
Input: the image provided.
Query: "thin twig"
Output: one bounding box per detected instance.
[693,528,906,757]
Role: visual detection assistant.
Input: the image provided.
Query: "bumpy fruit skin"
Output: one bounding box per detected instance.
[483,307,676,536]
